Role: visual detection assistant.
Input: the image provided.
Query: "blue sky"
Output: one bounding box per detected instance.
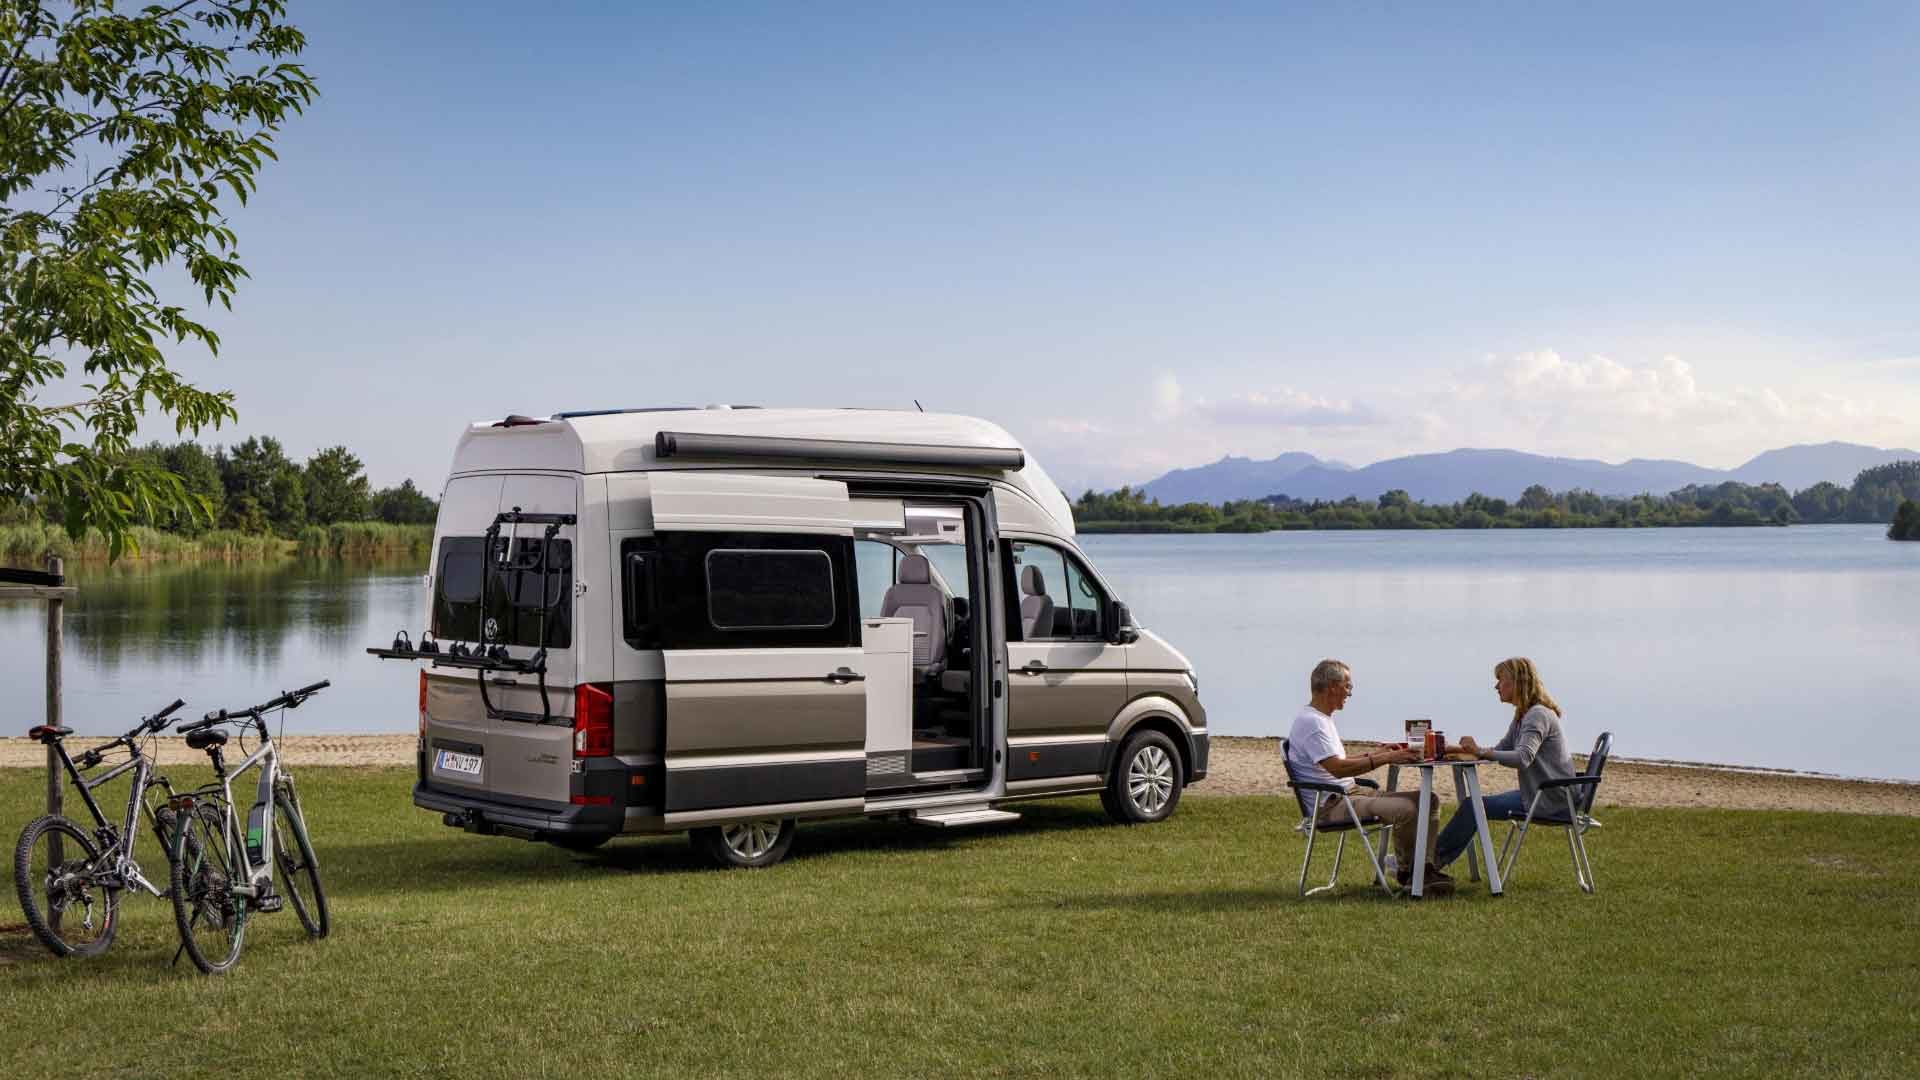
[106,1,1920,493]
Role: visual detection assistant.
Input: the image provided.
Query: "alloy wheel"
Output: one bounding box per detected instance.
[1127,745,1175,815]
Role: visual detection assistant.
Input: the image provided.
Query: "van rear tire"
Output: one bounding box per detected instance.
[690,819,796,868]
[1103,730,1184,824]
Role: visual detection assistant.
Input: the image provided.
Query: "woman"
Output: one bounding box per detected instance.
[1432,657,1577,871]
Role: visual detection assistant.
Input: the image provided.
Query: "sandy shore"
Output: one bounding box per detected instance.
[3,734,1916,817]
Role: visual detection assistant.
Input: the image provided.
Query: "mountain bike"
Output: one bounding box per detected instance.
[169,679,331,974]
[13,698,192,958]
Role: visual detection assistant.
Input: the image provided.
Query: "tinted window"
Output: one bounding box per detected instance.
[432,536,573,648]
[651,532,857,649]
[707,549,836,629]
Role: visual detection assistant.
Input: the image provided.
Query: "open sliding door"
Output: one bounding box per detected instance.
[648,472,869,822]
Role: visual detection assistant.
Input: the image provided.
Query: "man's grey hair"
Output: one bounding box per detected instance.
[1310,659,1351,694]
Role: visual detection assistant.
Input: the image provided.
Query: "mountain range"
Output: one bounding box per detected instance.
[1134,442,1920,506]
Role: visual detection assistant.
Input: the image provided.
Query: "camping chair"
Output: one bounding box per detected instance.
[1280,738,1397,897]
[1498,731,1611,894]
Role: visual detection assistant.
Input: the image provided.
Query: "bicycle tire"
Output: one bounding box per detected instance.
[12,814,118,958]
[169,800,247,974]
[273,785,329,938]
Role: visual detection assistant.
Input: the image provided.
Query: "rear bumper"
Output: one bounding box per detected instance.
[413,781,624,839]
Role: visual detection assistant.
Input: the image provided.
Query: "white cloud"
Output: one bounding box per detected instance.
[1149,373,1185,422]
[1024,349,1920,493]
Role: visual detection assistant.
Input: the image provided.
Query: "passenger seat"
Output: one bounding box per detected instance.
[881,554,947,682]
[1019,564,1055,640]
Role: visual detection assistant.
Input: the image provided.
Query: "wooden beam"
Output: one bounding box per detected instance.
[0,585,79,599]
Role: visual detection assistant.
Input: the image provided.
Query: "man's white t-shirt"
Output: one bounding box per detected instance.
[1287,705,1352,793]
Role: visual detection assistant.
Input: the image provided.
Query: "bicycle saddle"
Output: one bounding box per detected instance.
[185,729,229,750]
[28,724,73,743]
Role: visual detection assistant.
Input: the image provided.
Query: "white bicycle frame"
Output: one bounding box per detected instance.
[198,733,284,898]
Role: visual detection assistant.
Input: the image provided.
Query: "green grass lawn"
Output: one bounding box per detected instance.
[3,767,1917,1078]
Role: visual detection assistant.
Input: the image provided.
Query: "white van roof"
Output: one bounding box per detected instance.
[447,407,1076,536]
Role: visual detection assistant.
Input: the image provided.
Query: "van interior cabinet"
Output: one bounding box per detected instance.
[863,617,914,786]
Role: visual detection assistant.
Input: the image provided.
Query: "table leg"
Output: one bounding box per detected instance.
[1412,767,1432,898]
[1465,768,1503,896]
[1456,764,1480,882]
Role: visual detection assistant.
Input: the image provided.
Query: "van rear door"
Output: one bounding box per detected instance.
[646,473,868,820]
[423,474,580,807]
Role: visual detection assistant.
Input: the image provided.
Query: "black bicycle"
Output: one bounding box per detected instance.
[169,680,331,974]
[13,698,196,958]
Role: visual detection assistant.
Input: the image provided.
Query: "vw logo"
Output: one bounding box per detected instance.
[483,617,499,641]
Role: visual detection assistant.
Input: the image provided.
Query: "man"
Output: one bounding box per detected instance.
[1286,659,1452,894]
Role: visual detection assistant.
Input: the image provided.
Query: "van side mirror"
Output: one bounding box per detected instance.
[1107,600,1138,646]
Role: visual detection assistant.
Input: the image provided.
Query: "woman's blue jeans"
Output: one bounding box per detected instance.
[1434,789,1529,869]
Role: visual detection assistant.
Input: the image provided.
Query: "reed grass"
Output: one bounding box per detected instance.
[0,522,428,564]
[293,522,433,558]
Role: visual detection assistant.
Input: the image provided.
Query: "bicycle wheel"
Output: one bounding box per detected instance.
[12,814,118,958]
[273,784,329,938]
[169,801,247,974]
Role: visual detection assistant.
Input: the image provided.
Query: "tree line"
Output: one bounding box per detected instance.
[0,438,437,538]
[1076,461,1920,534]
[1892,500,1920,542]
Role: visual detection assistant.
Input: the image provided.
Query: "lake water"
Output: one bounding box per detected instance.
[3,526,1916,780]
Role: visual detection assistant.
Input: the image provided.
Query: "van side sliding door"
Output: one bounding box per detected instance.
[648,473,869,822]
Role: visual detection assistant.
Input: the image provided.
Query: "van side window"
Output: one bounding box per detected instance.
[706,549,836,629]
[1009,541,1067,640]
[652,532,857,649]
[431,535,573,648]
[1063,554,1107,639]
[620,538,660,648]
[854,540,897,619]
[1008,541,1105,642]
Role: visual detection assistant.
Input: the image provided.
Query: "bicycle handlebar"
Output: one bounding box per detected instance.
[186,680,332,730]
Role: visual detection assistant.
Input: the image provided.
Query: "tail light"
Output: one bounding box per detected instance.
[418,670,428,739]
[574,682,614,758]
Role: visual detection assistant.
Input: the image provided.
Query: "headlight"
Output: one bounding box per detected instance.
[1182,670,1199,697]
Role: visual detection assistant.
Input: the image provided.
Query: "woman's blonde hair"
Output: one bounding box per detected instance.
[1495,657,1560,723]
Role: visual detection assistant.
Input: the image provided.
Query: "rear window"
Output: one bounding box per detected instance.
[432,536,573,648]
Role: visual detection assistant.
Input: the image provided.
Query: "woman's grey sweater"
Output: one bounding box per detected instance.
[1485,704,1577,812]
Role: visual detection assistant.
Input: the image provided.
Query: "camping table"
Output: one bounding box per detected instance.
[1385,758,1505,899]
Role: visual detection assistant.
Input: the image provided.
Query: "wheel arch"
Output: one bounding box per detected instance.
[1106,695,1197,782]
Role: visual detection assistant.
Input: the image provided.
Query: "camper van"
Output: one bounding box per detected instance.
[372,408,1207,867]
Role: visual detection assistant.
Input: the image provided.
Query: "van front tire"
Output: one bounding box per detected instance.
[1103,730,1184,824]
[690,819,796,868]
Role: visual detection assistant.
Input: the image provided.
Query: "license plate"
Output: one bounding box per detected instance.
[436,749,483,779]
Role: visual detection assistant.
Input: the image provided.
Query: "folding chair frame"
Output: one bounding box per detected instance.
[1498,775,1602,893]
[1293,781,1398,898]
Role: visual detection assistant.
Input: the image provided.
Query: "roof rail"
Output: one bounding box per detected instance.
[655,431,1025,470]
[550,407,700,420]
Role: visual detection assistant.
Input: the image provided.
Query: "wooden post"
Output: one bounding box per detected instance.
[45,554,64,826]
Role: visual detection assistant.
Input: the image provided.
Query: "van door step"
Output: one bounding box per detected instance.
[911,807,1021,828]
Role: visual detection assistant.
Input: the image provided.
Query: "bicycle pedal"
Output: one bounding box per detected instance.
[256,893,284,913]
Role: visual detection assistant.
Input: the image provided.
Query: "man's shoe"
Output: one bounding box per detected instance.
[1396,864,1456,896]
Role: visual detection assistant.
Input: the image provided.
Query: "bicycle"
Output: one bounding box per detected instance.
[169,679,332,974]
[13,697,193,958]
